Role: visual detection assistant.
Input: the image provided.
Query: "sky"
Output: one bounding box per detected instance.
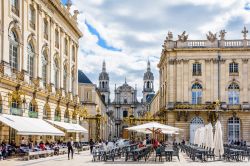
[61,0,250,100]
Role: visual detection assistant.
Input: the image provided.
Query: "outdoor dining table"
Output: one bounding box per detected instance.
[229,149,244,161]
[165,149,174,161]
[196,148,208,162]
[130,147,147,161]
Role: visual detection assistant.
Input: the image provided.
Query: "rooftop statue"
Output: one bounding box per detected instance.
[206,31,217,42]
[178,31,188,42]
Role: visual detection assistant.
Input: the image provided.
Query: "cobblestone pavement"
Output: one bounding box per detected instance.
[1,151,250,166]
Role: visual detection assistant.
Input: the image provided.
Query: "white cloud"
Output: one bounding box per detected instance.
[72,0,250,100]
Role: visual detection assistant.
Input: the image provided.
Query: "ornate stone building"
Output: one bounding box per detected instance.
[98,61,155,138]
[157,28,250,143]
[0,0,83,144]
[78,70,114,141]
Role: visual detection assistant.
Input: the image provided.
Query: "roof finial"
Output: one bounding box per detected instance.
[102,60,106,72]
[66,0,72,10]
[242,26,248,40]
[125,77,127,84]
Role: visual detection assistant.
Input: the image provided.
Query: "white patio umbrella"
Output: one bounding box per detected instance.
[198,127,205,146]
[194,128,200,145]
[214,121,224,156]
[126,122,180,138]
[206,123,214,149]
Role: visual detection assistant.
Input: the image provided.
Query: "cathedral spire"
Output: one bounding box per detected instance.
[102,60,106,72]
[147,59,151,72]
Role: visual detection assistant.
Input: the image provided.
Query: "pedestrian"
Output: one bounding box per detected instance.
[89,139,94,154]
[67,137,74,160]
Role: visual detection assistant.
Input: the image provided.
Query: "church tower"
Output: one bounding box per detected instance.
[98,61,110,104]
[142,60,154,103]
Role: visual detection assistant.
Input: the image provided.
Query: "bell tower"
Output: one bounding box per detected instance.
[142,60,154,103]
[98,61,110,104]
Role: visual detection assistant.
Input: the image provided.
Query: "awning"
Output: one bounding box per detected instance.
[0,114,65,136]
[46,120,88,133]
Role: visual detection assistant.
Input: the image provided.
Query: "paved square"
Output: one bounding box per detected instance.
[1,151,250,166]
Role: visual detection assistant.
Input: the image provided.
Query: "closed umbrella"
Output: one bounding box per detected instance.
[206,123,214,149]
[214,121,224,156]
[199,127,205,146]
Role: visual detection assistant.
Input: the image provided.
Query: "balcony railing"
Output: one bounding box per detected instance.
[174,103,215,110]
[10,108,23,116]
[64,117,69,123]
[11,6,19,16]
[72,119,77,124]
[54,116,61,121]
[28,111,38,118]
[193,72,202,76]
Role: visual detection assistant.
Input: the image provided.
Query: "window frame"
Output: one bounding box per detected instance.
[193,63,202,76]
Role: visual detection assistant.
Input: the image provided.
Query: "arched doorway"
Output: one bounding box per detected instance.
[122,126,129,139]
[190,116,204,144]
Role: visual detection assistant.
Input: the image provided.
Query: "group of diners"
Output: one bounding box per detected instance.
[180,143,250,162]
[0,138,88,161]
[91,138,180,162]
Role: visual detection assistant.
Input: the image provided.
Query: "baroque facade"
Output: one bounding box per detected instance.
[78,70,114,142]
[0,0,83,143]
[156,28,250,143]
[98,61,155,138]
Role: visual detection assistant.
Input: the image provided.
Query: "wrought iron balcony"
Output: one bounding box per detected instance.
[227,104,241,110]
[174,103,215,110]
[28,111,38,118]
[54,116,61,122]
[10,108,23,116]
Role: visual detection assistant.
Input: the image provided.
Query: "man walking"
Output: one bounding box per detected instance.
[67,137,74,160]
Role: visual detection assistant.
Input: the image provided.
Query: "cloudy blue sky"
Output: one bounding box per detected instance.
[62,0,250,100]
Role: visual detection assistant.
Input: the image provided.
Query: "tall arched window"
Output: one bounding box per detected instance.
[71,69,75,94]
[64,38,68,55]
[43,19,48,40]
[63,65,67,91]
[228,83,239,105]
[41,51,47,86]
[54,106,61,121]
[29,5,36,29]
[72,46,75,62]
[9,31,18,70]
[55,30,59,48]
[64,109,69,123]
[228,117,240,141]
[192,83,202,104]
[123,110,128,117]
[54,59,59,89]
[27,43,34,77]
[11,0,19,16]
